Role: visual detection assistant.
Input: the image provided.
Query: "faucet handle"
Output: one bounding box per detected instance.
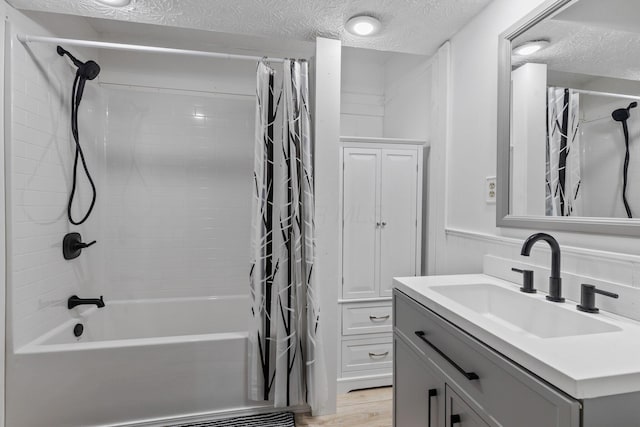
[577,284,619,313]
[512,267,536,294]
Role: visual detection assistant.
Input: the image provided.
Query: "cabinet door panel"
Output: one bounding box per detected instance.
[446,386,490,427]
[343,148,380,298]
[380,149,418,296]
[394,336,443,427]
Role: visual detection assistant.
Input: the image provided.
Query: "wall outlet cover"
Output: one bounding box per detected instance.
[486,176,496,204]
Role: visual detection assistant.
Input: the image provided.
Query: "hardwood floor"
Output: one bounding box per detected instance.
[295,386,392,427]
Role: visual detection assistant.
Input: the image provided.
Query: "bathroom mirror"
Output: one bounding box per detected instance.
[497,0,640,235]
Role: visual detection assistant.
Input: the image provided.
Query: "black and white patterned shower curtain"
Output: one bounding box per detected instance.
[249,60,327,411]
[546,87,582,216]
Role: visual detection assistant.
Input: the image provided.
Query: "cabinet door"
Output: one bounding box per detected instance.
[394,336,443,427]
[445,386,490,427]
[380,149,418,296]
[342,148,380,299]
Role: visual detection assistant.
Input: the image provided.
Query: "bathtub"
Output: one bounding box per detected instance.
[7,295,271,427]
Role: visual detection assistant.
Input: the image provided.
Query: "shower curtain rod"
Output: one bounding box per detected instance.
[17,34,286,63]
[569,88,640,102]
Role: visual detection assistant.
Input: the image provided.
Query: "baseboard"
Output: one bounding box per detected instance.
[337,373,393,394]
[103,403,310,427]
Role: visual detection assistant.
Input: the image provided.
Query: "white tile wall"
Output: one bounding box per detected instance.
[7,9,256,349]
[7,11,102,350]
[101,87,254,299]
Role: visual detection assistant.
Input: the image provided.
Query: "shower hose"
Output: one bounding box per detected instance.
[67,73,97,225]
[621,120,632,218]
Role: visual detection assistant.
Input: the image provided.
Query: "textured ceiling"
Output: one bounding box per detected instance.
[6,0,492,55]
[512,0,640,83]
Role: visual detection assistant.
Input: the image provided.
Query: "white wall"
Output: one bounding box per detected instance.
[510,62,546,216]
[313,37,341,415]
[341,47,431,141]
[101,87,254,299]
[434,0,640,320]
[384,54,431,140]
[340,47,385,137]
[0,4,6,425]
[6,7,102,351]
[94,48,259,300]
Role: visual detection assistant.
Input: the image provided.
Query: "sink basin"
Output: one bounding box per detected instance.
[430,283,621,338]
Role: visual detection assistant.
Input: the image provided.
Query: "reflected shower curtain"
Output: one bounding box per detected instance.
[546,87,582,216]
[249,60,327,411]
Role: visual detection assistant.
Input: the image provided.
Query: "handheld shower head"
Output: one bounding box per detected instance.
[612,101,638,122]
[57,45,101,80]
[611,101,638,218]
[57,45,100,225]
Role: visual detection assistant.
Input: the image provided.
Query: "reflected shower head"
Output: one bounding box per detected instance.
[612,102,638,122]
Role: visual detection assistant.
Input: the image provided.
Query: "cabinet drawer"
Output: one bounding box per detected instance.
[394,290,580,427]
[342,302,393,336]
[341,337,393,373]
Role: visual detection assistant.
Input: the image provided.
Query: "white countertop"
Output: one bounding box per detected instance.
[394,274,640,399]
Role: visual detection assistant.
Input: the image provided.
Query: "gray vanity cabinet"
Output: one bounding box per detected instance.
[446,386,490,427]
[394,337,443,426]
[393,289,581,427]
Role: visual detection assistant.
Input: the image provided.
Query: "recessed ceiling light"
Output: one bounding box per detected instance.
[345,15,381,37]
[96,0,131,6]
[513,40,550,56]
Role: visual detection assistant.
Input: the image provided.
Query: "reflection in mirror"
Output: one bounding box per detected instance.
[509,0,640,219]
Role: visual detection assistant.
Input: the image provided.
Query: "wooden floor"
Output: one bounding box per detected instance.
[295,386,392,427]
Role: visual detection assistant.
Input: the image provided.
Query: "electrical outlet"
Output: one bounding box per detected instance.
[486,176,497,204]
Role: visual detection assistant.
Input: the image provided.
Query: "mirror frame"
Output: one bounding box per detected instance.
[496,0,640,236]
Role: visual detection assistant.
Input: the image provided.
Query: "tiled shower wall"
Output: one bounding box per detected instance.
[8,9,258,348]
[101,87,254,299]
[7,8,103,350]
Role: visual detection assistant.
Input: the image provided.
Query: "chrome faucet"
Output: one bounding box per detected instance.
[520,233,564,302]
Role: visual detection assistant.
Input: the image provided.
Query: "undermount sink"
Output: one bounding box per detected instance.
[430,283,621,339]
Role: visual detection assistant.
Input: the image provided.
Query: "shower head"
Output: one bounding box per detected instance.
[612,102,638,122]
[57,45,101,102]
[57,46,101,80]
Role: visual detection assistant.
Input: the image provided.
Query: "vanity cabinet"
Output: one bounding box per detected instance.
[338,140,424,393]
[393,290,581,427]
[446,386,490,427]
[394,337,443,426]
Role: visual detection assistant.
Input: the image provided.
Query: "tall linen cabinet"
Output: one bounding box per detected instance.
[338,137,424,392]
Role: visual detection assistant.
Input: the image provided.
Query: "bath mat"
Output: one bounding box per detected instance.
[171,411,295,427]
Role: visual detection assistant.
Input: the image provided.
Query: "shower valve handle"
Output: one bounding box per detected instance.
[63,232,96,260]
[75,240,96,250]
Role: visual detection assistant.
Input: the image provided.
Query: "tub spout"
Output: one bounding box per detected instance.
[68,295,105,309]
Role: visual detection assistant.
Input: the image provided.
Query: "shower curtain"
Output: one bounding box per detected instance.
[546,87,582,216]
[249,60,327,411]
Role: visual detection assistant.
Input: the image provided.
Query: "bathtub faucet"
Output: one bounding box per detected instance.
[68,295,105,309]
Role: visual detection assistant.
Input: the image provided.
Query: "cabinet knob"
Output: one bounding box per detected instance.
[381,221,387,227]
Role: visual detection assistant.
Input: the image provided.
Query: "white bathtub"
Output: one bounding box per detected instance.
[7,295,269,427]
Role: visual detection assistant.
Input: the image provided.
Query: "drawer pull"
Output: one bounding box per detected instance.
[414,331,479,381]
[450,414,461,426]
[369,314,390,322]
[428,388,437,427]
[368,351,389,358]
